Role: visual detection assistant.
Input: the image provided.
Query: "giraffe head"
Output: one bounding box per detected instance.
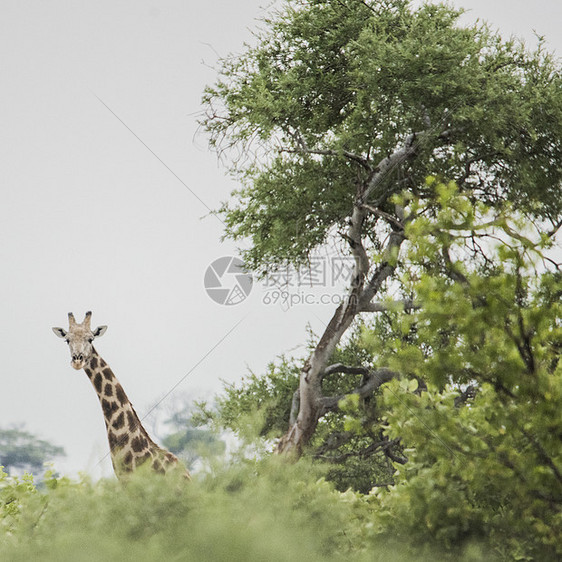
[52,311,107,370]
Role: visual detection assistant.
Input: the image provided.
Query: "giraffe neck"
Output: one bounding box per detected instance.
[83,348,183,478]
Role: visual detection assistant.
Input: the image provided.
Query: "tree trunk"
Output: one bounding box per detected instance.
[276,302,358,455]
[276,130,428,457]
[277,230,406,456]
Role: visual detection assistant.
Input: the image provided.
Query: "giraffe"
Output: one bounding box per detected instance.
[52,311,190,481]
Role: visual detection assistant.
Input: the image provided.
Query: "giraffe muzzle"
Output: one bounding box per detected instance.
[71,354,85,370]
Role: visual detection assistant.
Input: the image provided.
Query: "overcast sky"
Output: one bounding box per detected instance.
[2,0,561,478]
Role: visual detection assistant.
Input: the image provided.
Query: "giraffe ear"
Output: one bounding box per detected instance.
[92,325,108,338]
[52,327,67,338]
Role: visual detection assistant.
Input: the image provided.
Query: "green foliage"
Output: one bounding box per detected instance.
[2,456,511,562]
[0,467,37,537]
[203,0,562,274]
[0,427,65,476]
[0,458,414,562]
[364,185,562,560]
[195,356,300,441]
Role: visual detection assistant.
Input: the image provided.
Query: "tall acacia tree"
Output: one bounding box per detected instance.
[202,0,562,456]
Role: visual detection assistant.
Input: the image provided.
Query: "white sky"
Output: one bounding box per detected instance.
[1,0,561,478]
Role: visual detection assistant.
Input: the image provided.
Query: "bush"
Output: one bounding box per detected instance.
[0,461,370,562]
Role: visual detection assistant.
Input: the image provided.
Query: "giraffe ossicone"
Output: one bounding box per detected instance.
[52,311,190,481]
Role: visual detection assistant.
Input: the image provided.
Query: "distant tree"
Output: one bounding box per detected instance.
[161,408,225,472]
[0,427,65,475]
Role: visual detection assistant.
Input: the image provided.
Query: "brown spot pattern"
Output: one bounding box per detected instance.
[131,436,144,452]
[126,411,137,432]
[102,399,119,419]
[115,384,127,405]
[108,432,118,450]
[112,412,125,430]
[93,373,102,393]
[102,368,112,380]
[104,384,113,397]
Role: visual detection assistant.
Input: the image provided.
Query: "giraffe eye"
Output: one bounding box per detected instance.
[88,338,94,344]
[66,340,70,345]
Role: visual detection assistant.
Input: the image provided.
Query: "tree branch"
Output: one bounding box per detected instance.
[454,384,477,407]
[357,229,406,311]
[442,245,470,285]
[280,146,373,171]
[314,436,401,463]
[289,389,300,426]
[361,133,419,206]
[322,363,370,378]
[362,126,454,207]
[320,368,398,413]
[547,218,562,238]
[384,445,408,465]
[345,206,371,295]
[521,429,562,486]
[361,203,405,229]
